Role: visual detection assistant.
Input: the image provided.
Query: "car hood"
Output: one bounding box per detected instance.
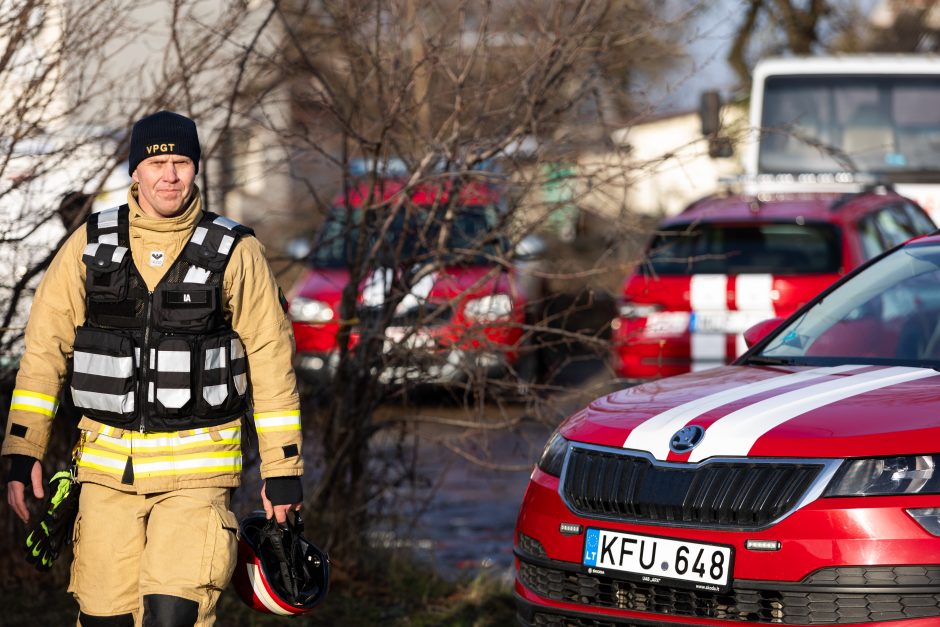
[561,364,940,461]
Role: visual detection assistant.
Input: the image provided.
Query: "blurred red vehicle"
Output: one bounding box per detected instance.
[612,189,935,380]
[287,178,534,386]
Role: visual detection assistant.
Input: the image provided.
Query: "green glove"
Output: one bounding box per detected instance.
[24,470,81,571]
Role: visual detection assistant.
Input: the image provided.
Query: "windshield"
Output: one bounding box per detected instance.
[642,222,841,275]
[759,75,940,178]
[756,241,940,367]
[310,205,504,269]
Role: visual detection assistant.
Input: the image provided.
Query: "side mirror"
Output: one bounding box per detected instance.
[699,90,722,136]
[286,237,312,261]
[743,317,784,349]
[699,90,734,158]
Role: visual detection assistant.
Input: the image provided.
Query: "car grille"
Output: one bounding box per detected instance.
[562,447,822,528]
[357,304,452,328]
[520,610,672,627]
[518,560,940,624]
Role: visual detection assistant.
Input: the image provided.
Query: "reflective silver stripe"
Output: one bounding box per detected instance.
[688,366,940,462]
[74,351,134,378]
[214,216,239,230]
[205,347,226,370]
[111,246,128,263]
[135,347,140,366]
[184,267,211,284]
[150,348,155,365]
[203,384,228,406]
[191,226,208,246]
[99,232,118,245]
[231,338,245,360]
[218,234,234,256]
[157,350,190,372]
[83,243,100,257]
[234,373,247,395]
[148,381,155,403]
[97,208,119,229]
[71,388,135,414]
[156,388,190,409]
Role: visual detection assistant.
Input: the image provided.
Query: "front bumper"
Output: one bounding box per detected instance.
[514,467,940,626]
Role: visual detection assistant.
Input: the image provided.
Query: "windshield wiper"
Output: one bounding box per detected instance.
[743,355,797,366]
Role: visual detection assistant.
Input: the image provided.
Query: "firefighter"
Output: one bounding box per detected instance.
[2,111,304,626]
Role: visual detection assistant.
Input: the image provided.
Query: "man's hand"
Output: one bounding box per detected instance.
[261,482,301,524]
[7,460,44,523]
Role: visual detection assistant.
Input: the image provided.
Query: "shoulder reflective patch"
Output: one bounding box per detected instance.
[622,365,866,460]
[214,216,241,231]
[96,208,120,230]
[687,366,940,462]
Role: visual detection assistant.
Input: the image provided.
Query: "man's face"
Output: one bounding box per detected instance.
[132,154,196,218]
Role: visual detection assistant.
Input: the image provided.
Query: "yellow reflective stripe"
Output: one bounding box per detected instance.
[134,463,242,478]
[77,451,128,472]
[88,437,241,455]
[256,423,302,433]
[11,390,58,416]
[254,410,301,419]
[78,447,128,462]
[134,453,242,477]
[254,410,301,432]
[78,450,242,477]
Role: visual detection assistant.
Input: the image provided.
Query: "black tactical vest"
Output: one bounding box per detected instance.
[70,205,254,432]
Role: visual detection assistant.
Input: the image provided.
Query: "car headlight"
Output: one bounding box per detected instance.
[537,433,569,477]
[825,455,940,496]
[464,294,513,322]
[289,297,335,323]
[618,302,662,318]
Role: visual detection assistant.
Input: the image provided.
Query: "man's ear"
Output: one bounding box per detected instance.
[131,170,139,184]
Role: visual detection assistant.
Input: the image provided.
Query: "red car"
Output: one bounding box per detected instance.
[288,179,531,386]
[516,232,940,626]
[612,190,935,380]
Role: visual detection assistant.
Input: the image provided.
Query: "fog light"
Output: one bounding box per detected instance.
[745,540,781,551]
[907,508,940,536]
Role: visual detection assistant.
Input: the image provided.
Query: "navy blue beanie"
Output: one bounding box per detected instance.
[128,111,201,175]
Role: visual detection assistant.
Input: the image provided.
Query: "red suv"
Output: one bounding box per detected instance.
[517,231,940,626]
[612,189,935,380]
[288,178,531,386]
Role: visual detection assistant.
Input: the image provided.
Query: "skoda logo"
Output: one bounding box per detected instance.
[669,425,705,454]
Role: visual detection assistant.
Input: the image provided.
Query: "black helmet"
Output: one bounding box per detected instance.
[232,510,329,615]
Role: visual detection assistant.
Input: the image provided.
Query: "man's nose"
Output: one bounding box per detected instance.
[162,164,180,182]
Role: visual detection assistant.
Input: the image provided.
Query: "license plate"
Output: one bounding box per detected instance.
[582,528,733,592]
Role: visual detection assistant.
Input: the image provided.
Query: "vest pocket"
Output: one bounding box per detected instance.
[70,327,137,422]
[196,332,249,417]
[82,243,130,303]
[154,284,221,332]
[152,336,193,416]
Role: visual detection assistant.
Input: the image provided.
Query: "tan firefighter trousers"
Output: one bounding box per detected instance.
[68,482,239,626]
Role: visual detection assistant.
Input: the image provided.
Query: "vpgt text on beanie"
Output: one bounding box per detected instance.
[128,111,201,175]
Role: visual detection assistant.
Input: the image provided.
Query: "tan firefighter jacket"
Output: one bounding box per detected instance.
[1,185,303,493]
